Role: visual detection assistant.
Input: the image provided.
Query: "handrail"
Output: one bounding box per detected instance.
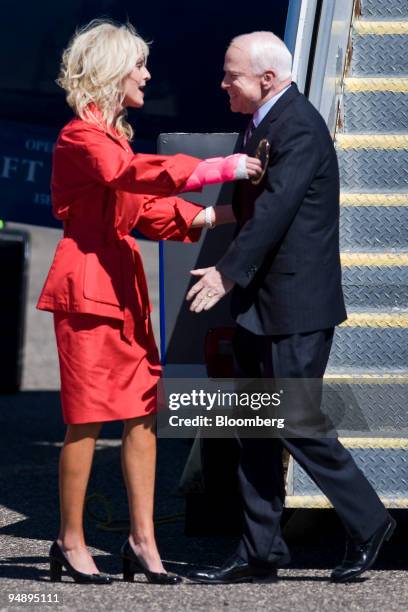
[308,0,355,136]
[285,0,319,93]
[287,0,356,137]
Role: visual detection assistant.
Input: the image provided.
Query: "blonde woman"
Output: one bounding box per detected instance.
[37,19,261,585]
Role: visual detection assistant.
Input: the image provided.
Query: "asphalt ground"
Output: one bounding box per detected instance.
[0,224,407,611]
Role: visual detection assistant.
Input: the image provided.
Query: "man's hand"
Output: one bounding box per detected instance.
[186,266,235,312]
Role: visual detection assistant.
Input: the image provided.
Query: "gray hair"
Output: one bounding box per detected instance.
[230,31,292,81]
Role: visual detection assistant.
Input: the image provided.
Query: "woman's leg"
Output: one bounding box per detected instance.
[57,422,103,573]
[121,414,165,573]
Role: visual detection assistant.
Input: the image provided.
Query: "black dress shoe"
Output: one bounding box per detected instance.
[49,542,112,584]
[188,554,278,584]
[331,516,396,583]
[121,540,182,584]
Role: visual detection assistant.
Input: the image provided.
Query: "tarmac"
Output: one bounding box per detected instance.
[0,224,407,611]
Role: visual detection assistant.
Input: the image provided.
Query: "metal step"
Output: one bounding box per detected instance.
[361,0,408,20]
[287,439,408,508]
[340,201,408,249]
[351,22,408,76]
[286,496,408,508]
[343,283,407,309]
[336,135,408,191]
[341,253,408,308]
[343,78,408,132]
[325,369,408,378]
[354,21,408,35]
[341,193,408,205]
[344,91,408,132]
[329,312,408,369]
[320,379,408,433]
[322,375,406,431]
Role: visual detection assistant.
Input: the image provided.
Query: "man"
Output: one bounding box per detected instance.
[186,31,394,584]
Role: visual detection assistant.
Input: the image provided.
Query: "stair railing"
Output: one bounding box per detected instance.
[287,0,359,138]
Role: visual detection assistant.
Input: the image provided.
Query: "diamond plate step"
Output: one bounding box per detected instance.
[324,369,408,378]
[341,193,408,205]
[285,496,408,508]
[337,134,408,148]
[343,92,408,132]
[338,149,408,190]
[354,22,408,35]
[344,77,408,92]
[343,78,408,133]
[336,136,408,191]
[341,252,408,266]
[361,0,408,20]
[343,281,407,309]
[329,314,408,369]
[343,78,408,132]
[341,253,408,308]
[320,379,408,432]
[351,22,408,76]
[340,201,408,249]
[288,440,408,505]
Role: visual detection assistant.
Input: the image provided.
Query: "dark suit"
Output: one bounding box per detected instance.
[216,84,388,566]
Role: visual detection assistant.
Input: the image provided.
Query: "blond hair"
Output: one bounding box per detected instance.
[231,32,292,82]
[57,19,149,139]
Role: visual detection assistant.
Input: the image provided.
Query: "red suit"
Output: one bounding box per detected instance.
[37,113,203,424]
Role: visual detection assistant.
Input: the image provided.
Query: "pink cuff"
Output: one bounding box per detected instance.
[179,154,248,193]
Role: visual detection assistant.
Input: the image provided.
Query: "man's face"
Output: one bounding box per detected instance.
[221,45,263,114]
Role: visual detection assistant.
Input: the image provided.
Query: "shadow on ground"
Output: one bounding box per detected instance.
[0,391,407,584]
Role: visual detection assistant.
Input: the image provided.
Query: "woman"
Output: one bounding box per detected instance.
[37,19,261,585]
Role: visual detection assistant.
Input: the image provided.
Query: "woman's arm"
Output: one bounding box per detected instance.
[55,122,261,197]
[56,123,199,196]
[134,197,235,243]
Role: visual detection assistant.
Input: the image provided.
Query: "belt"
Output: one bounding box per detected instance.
[120,236,151,343]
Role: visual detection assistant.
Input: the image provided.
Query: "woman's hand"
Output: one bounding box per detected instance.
[245,156,262,180]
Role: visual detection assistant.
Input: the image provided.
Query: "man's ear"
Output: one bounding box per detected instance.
[261,70,275,93]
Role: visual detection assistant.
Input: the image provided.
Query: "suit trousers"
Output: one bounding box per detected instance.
[232,325,389,567]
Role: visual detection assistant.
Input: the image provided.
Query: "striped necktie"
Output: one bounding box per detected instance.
[243,118,256,147]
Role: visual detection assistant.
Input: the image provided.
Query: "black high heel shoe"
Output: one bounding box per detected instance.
[49,541,112,584]
[121,540,182,584]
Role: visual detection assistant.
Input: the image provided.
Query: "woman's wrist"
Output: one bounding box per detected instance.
[204,206,215,228]
[190,205,235,228]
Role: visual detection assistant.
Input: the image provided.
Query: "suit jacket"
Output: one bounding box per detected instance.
[37,112,202,341]
[216,83,347,335]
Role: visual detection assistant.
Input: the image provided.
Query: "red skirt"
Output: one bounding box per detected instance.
[54,312,161,425]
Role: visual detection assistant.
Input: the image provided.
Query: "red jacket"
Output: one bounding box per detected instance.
[37,114,203,341]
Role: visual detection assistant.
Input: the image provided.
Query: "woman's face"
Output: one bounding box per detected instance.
[123,57,151,108]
